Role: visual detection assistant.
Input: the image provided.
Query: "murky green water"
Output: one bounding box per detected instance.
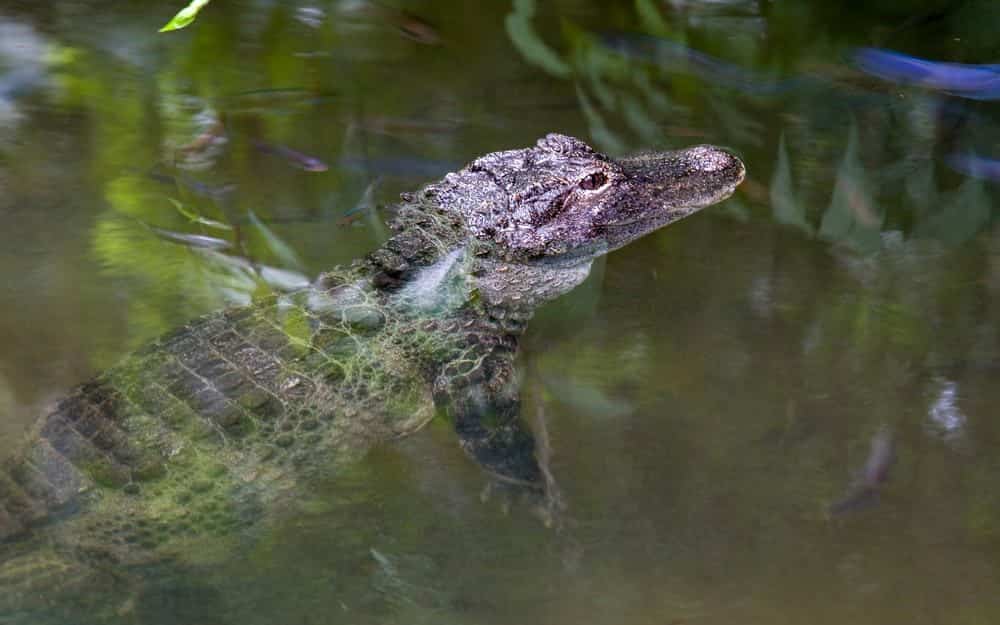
[2,0,1000,623]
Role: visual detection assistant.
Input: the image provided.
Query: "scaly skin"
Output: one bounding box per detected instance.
[0,134,744,622]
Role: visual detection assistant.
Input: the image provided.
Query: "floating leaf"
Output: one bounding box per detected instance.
[159,0,213,33]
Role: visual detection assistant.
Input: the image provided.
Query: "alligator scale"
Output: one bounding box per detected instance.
[0,134,743,621]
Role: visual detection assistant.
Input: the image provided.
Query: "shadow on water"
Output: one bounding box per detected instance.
[1,0,1000,623]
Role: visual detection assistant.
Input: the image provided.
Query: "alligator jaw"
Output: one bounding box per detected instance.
[602,145,745,227]
[541,144,745,263]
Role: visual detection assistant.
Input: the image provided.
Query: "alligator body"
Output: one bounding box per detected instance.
[0,134,743,621]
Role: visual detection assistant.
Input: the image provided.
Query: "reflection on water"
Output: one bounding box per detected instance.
[2,0,1000,623]
[927,377,967,443]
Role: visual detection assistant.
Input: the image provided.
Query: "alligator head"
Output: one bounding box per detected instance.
[368,133,744,311]
[425,133,745,263]
[388,134,745,487]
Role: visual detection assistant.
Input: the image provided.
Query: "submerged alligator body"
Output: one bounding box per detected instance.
[0,134,743,621]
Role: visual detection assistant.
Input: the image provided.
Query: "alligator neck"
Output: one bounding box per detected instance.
[356,195,596,326]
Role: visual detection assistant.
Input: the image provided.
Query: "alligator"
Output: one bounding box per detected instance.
[0,134,744,622]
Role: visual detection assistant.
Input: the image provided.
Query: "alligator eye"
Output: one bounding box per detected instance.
[579,172,607,190]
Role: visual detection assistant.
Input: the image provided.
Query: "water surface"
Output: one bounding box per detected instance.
[2,1,999,623]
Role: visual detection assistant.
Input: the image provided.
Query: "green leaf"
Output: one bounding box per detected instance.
[248,209,304,271]
[575,84,626,155]
[168,198,232,231]
[160,0,213,33]
[505,0,572,78]
[770,133,812,235]
[819,121,882,253]
[635,0,671,36]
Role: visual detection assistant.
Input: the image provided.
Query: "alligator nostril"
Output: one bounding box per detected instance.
[688,146,735,173]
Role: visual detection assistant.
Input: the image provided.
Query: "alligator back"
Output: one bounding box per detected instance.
[0,280,442,616]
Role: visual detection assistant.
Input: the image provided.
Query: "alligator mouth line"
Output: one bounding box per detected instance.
[598,184,742,229]
[597,163,746,230]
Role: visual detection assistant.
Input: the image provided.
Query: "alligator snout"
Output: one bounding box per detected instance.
[685,145,745,177]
